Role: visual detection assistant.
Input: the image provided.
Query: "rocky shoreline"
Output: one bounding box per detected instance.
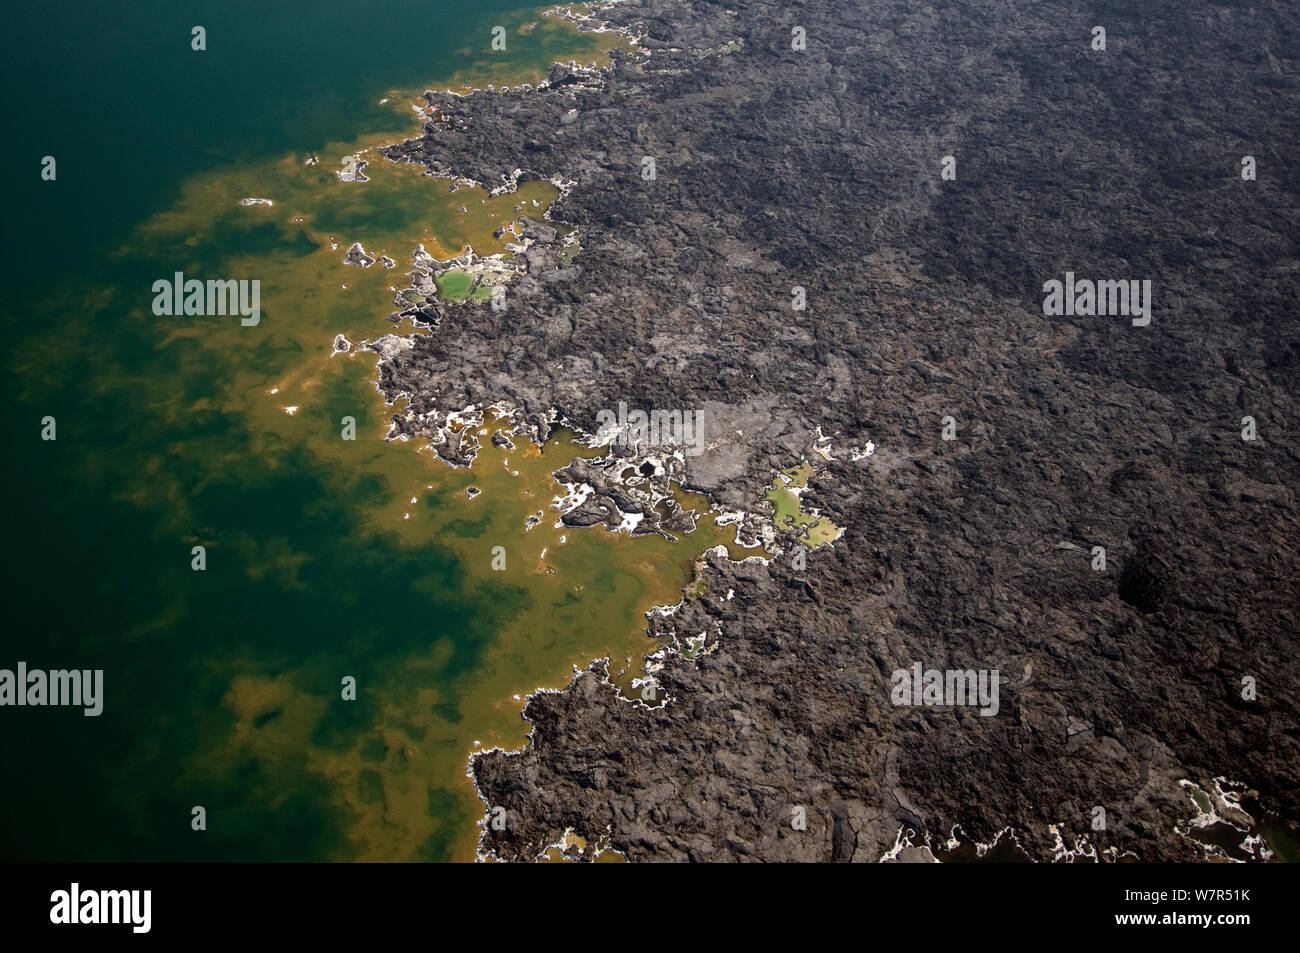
[377,0,1300,861]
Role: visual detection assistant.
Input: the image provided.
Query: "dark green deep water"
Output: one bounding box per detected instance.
[0,0,601,862]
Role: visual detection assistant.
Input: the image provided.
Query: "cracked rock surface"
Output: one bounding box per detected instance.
[377,0,1300,861]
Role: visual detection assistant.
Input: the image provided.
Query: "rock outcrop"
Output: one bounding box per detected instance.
[376,0,1300,861]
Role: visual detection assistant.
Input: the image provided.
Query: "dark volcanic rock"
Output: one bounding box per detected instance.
[378,0,1300,861]
[343,241,375,268]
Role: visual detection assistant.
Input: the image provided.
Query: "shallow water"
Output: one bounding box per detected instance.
[0,2,733,862]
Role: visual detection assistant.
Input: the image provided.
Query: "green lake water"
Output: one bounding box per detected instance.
[0,0,721,862]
